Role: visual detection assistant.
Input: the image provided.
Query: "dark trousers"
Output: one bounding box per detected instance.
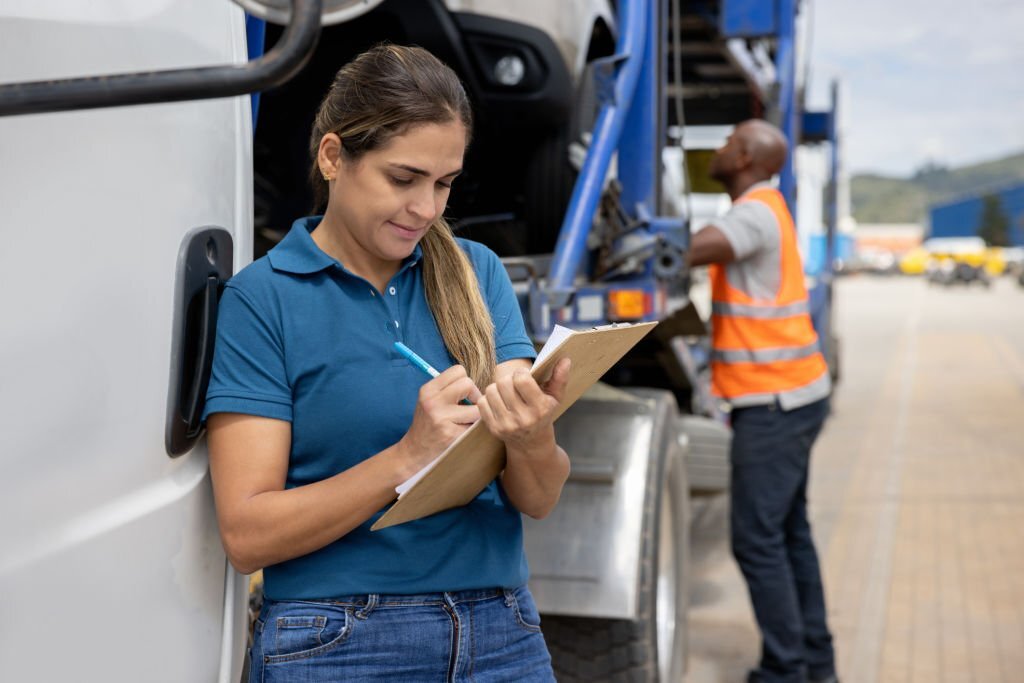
[730,397,835,683]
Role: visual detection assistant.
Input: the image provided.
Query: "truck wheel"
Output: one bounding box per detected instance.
[523,60,599,254]
[679,414,731,496]
[523,127,575,254]
[543,436,689,682]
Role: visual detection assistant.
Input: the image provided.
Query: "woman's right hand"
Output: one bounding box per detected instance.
[395,365,482,477]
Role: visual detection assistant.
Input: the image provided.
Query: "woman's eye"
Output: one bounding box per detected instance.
[437,181,453,190]
[390,176,414,186]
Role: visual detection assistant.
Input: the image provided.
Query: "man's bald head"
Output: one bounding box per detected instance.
[735,119,788,175]
[708,118,790,196]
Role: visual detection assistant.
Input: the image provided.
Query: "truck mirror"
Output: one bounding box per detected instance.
[233,0,385,26]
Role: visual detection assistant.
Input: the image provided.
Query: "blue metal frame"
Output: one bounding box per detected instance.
[535,0,822,342]
[545,0,646,308]
[538,0,688,336]
[775,0,798,219]
[824,81,840,277]
[617,0,660,226]
[808,80,841,375]
[245,15,267,130]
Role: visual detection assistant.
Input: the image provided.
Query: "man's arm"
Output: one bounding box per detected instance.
[688,224,736,267]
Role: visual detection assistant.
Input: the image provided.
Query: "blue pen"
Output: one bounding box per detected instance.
[394,341,440,378]
[394,342,474,404]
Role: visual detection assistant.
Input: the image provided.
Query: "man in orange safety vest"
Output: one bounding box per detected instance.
[688,119,838,683]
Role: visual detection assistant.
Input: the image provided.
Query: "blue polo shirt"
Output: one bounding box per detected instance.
[203,216,537,599]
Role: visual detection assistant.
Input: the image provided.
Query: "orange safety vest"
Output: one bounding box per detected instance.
[709,186,828,401]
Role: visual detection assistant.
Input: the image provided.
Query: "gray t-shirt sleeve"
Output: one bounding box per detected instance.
[710,199,784,301]
[712,200,779,261]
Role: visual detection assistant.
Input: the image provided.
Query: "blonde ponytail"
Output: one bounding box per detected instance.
[420,219,496,388]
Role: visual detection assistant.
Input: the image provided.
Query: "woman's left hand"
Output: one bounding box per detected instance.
[477,358,571,449]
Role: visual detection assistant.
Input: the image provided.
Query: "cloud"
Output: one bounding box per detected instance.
[806,0,1024,175]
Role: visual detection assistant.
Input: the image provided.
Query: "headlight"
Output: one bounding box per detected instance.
[494,55,526,86]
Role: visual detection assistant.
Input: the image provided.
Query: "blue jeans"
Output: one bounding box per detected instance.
[730,397,836,683]
[249,586,555,682]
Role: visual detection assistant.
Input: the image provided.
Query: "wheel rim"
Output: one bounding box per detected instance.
[656,481,678,682]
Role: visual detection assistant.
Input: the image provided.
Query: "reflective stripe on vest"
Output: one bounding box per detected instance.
[710,340,821,364]
[709,186,828,400]
[711,300,809,318]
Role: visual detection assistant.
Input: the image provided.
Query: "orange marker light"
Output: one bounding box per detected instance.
[607,289,647,321]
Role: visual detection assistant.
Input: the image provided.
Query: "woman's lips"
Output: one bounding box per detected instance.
[388,221,425,239]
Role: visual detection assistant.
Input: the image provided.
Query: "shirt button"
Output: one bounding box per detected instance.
[389,286,397,295]
[394,320,400,328]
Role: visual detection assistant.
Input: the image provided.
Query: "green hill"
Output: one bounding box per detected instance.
[851,151,1024,224]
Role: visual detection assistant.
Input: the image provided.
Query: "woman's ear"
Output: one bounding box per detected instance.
[317,133,342,181]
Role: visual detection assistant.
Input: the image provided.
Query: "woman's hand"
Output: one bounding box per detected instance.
[477,358,570,449]
[481,358,572,519]
[394,364,483,478]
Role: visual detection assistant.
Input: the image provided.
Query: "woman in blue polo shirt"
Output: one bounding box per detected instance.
[203,44,571,681]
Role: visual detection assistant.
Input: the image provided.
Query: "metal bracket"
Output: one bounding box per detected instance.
[590,53,629,106]
[0,0,324,117]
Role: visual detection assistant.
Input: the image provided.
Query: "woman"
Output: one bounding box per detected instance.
[203,44,571,682]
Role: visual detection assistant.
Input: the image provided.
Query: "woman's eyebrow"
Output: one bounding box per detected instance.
[388,163,462,178]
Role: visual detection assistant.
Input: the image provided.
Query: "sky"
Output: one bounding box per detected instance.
[805,0,1024,177]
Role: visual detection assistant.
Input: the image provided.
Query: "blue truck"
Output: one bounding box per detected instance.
[0,1,841,680]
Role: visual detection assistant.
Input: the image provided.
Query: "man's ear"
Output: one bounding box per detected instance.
[735,141,755,172]
[317,133,343,179]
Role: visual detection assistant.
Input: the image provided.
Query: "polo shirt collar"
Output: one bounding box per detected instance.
[268,216,423,275]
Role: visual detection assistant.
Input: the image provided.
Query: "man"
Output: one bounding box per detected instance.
[688,120,838,683]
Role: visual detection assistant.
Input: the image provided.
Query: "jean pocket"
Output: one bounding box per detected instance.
[509,586,543,633]
[263,603,353,664]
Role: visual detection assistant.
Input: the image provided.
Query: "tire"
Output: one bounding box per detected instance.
[522,61,600,254]
[543,428,689,682]
[523,127,576,254]
[679,414,731,496]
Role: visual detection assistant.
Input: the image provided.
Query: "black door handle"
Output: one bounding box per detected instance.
[166,228,233,457]
[184,276,221,439]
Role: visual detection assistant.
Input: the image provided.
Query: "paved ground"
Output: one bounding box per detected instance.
[684,275,1024,683]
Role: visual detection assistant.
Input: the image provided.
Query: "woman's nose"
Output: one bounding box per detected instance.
[407,186,437,221]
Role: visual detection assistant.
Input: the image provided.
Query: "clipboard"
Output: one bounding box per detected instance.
[371,320,658,531]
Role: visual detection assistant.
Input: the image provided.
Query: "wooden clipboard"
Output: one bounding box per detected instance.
[371,321,658,531]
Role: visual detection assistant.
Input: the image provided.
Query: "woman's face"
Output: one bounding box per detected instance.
[323,120,466,276]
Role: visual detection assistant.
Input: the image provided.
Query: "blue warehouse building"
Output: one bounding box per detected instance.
[929,182,1024,246]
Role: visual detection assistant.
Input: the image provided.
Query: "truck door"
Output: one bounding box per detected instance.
[0,2,252,680]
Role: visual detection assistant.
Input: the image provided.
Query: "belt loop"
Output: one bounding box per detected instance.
[355,594,378,620]
[502,589,514,608]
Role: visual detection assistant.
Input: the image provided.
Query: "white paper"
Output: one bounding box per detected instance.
[533,324,574,367]
[395,459,436,498]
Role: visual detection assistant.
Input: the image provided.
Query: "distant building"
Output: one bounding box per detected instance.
[855,223,924,254]
[929,182,1024,246]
